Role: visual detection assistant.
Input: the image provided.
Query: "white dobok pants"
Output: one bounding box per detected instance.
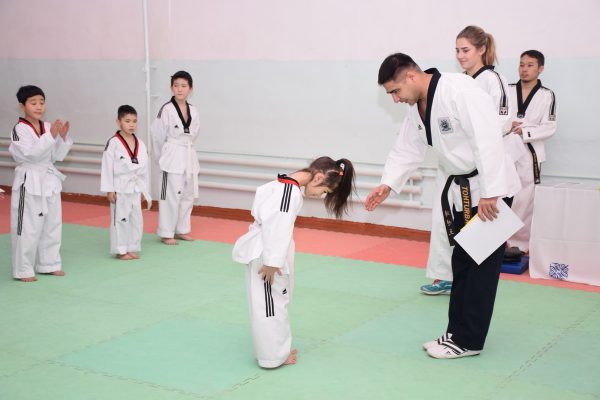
[425,171,454,282]
[157,171,195,238]
[508,150,537,252]
[11,187,62,279]
[245,253,294,368]
[110,192,143,255]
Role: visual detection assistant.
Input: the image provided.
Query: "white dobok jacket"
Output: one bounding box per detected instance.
[232,175,303,274]
[381,69,521,211]
[9,118,72,198]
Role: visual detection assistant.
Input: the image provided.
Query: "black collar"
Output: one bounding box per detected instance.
[471,65,495,80]
[421,68,442,146]
[516,79,542,117]
[170,96,192,130]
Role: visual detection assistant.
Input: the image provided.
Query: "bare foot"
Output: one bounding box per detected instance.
[284,349,298,365]
[19,276,38,282]
[117,254,134,260]
[161,238,178,245]
[174,234,194,241]
[49,271,65,276]
[127,252,140,259]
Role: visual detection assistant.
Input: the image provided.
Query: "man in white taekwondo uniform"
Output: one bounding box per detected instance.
[10,117,72,281]
[365,53,521,358]
[101,129,151,257]
[232,175,302,368]
[505,50,557,255]
[151,96,201,242]
[423,64,524,295]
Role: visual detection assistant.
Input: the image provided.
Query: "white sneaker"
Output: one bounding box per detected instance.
[426,338,481,359]
[422,332,453,350]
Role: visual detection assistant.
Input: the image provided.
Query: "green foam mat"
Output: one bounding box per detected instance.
[0,224,599,399]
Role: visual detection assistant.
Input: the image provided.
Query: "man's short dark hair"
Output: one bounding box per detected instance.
[520,50,545,66]
[378,53,420,85]
[118,105,137,120]
[16,85,45,104]
[171,70,193,88]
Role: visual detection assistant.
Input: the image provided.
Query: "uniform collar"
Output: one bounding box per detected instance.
[277,174,300,187]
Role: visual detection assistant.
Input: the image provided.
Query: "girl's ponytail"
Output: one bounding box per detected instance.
[326,158,355,219]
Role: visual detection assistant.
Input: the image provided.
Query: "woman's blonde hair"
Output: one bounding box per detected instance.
[457,25,497,66]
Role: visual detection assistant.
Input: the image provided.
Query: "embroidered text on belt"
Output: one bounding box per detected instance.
[441,169,478,245]
[166,137,200,198]
[526,144,541,184]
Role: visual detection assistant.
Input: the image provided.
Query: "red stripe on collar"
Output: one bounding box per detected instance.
[19,117,45,137]
[277,175,300,188]
[114,131,139,160]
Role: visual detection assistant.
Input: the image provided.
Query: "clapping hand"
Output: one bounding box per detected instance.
[58,120,70,139]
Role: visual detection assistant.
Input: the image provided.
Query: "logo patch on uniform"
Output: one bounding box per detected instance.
[500,106,508,116]
[417,124,423,130]
[438,117,453,134]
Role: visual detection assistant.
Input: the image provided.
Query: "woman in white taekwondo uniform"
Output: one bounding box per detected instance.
[151,71,201,245]
[10,86,73,282]
[101,105,151,260]
[420,25,522,296]
[365,53,520,359]
[506,50,557,254]
[233,157,356,368]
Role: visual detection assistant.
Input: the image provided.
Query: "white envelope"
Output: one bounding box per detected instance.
[454,199,524,265]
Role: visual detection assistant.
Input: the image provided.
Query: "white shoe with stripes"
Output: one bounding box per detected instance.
[422,332,453,351]
[426,338,481,359]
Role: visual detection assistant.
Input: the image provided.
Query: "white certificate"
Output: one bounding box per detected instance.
[454,199,524,265]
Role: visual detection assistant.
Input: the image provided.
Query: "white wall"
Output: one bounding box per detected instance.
[1,0,599,230]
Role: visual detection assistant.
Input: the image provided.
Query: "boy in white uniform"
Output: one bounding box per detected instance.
[9,85,72,282]
[101,105,151,260]
[233,157,356,368]
[366,53,520,358]
[506,50,557,255]
[151,71,201,245]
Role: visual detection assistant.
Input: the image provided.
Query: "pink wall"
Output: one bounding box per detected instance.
[3,0,598,61]
[0,0,144,60]
[147,0,600,61]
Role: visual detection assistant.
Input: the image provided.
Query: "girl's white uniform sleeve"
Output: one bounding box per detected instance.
[100,139,116,193]
[380,116,427,194]
[260,190,302,268]
[522,90,557,143]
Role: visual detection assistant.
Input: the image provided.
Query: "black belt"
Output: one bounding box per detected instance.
[527,143,541,184]
[441,169,478,245]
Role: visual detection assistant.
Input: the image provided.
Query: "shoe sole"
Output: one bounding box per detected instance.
[420,290,451,295]
[427,350,481,359]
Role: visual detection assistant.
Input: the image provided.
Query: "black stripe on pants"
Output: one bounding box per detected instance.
[446,197,513,350]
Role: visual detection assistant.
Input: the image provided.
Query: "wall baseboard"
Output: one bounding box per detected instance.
[0,185,430,242]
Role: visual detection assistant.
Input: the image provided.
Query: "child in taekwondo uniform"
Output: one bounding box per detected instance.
[101,105,151,260]
[151,71,201,245]
[9,85,73,282]
[233,157,356,368]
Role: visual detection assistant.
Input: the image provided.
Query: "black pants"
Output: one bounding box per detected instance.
[446,197,513,350]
